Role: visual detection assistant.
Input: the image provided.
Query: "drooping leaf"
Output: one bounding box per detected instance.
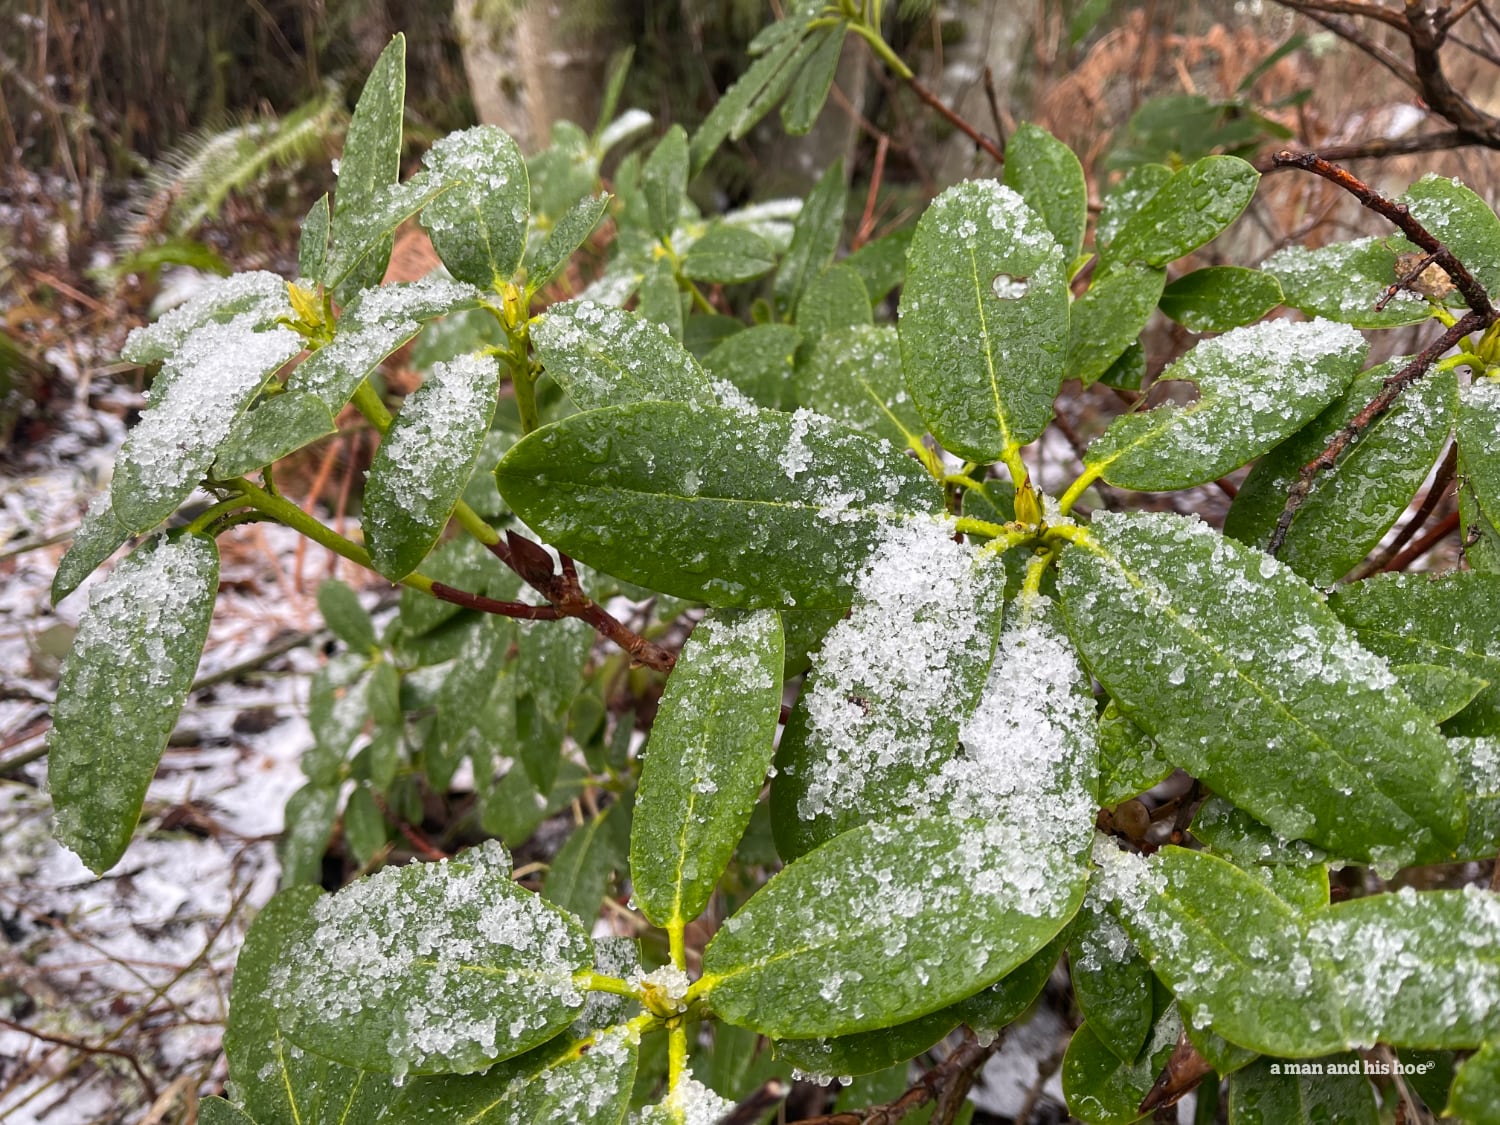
[278,783,341,887]
[1188,797,1327,868]
[303,653,372,785]
[528,193,612,293]
[899,180,1069,461]
[1057,510,1464,866]
[49,535,218,873]
[532,300,715,412]
[113,317,302,532]
[496,401,941,609]
[214,390,338,480]
[1265,237,1431,329]
[775,158,845,320]
[689,22,815,173]
[1097,843,1500,1056]
[427,615,514,790]
[1451,737,1500,861]
[1225,363,1455,586]
[1459,378,1500,547]
[701,813,1087,1038]
[364,353,500,580]
[395,1024,638,1124]
[796,325,924,448]
[316,579,377,653]
[1448,1039,1500,1125]
[223,885,401,1125]
[703,323,800,410]
[273,842,592,1077]
[1082,318,1365,491]
[51,492,132,605]
[1070,890,1154,1063]
[1330,569,1500,737]
[1003,122,1088,260]
[1065,263,1165,387]
[636,256,684,339]
[1226,1055,1379,1124]
[329,34,405,299]
[343,783,389,866]
[1104,155,1259,268]
[1159,266,1284,333]
[781,24,844,135]
[681,224,778,284]
[420,125,529,289]
[632,611,784,929]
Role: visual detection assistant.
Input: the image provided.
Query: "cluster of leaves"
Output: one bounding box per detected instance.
[46,6,1500,1123]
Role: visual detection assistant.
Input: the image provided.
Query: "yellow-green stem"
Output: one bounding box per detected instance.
[668,1022,688,1091]
[183,498,248,535]
[1056,463,1105,516]
[1001,444,1030,494]
[233,478,374,570]
[668,920,687,972]
[351,380,393,433]
[849,20,913,79]
[578,972,640,999]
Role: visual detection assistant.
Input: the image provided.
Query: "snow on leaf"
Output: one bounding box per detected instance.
[531,300,716,412]
[121,271,292,365]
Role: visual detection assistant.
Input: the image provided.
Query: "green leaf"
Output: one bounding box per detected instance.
[199,1098,258,1125]
[428,615,514,790]
[479,758,587,846]
[1065,263,1165,387]
[1460,378,1500,541]
[1330,569,1500,737]
[794,262,871,339]
[529,194,611,293]
[1083,319,1366,491]
[1396,663,1489,725]
[632,611,784,928]
[1098,338,1147,392]
[1100,843,1500,1055]
[1159,266,1284,333]
[532,300,715,412]
[1187,1020,1259,1078]
[1448,1039,1500,1124]
[214,390,338,479]
[775,159,845,320]
[1062,1002,1182,1125]
[1225,363,1455,586]
[305,655,370,784]
[1452,737,1500,861]
[1096,702,1173,806]
[343,783,389,866]
[1265,237,1431,329]
[641,125,688,243]
[365,354,500,580]
[420,125,529,289]
[113,318,303,532]
[1057,510,1464,866]
[330,34,406,299]
[273,841,592,1077]
[49,535,218,873]
[689,24,814,173]
[317,579,376,652]
[495,400,941,609]
[326,174,453,297]
[1188,797,1327,868]
[395,1024,638,1124]
[1227,1055,1379,1124]
[1461,457,1500,573]
[1096,164,1173,253]
[1404,172,1500,302]
[287,279,482,412]
[703,323,800,410]
[702,812,1087,1038]
[681,223,778,284]
[121,271,291,366]
[899,180,1069,461]
[843,226,914,304]
[797,325,924,448]
[51,492,131,605]
[1104,155,1259,268]
[299,192,331,285]
[1003,123,1088,260]
[543,798,631,926]
[771,520,1007,858]
[279,783,341,886]
[398,533,520,637]
[1070,892,1154,1063]
[224,886,400,1125]
[781,24,843,135]
[637,256,684,340]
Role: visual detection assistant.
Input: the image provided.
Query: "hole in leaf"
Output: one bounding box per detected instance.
[991,273,1030,300]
